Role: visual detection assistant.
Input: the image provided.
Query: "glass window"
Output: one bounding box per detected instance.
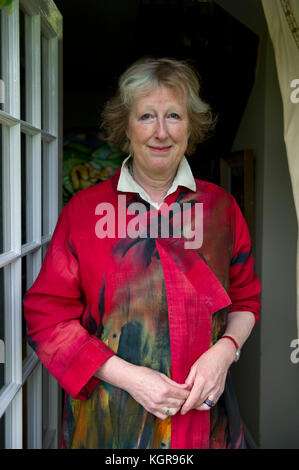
[0,414,5,448]
[41,140,50,237]
[0,0,62,449]
[22,255,28,361]
[22,380,28,449]
[19,9,26,122]
[0,267,4,391]
[21,132,27,245]
[0,124,10,254]
[0,263,11,390]
[21,252,35,361]
[21,133,34,245]
[41,35,45,130]
[0,9,4,112]
[0,124,4,254]
[42,243,49,261]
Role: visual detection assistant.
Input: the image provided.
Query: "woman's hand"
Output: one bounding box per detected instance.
[94,356,190,420]
[180,340,236,415]
[125,366,190,420]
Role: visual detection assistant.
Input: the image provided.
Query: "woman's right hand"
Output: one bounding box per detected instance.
[125,365,190,420]
[94,356,190,420]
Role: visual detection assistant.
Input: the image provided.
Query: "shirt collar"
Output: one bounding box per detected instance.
[117,154,196,209]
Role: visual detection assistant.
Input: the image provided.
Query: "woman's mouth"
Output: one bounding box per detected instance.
[148,146,172,153]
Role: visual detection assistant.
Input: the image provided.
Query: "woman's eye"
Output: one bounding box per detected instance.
[169,113,180,119]
[140,113,152,120]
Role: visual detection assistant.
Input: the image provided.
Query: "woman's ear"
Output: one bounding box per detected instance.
[125,129,131,143]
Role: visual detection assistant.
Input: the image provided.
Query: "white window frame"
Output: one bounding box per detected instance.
[0,0,62,449]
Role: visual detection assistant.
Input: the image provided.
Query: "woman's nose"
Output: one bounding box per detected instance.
[154,118,168,140]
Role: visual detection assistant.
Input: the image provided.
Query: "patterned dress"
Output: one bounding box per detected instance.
[23,170,261,449]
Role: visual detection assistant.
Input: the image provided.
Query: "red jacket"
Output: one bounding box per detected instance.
[23,170,261,448]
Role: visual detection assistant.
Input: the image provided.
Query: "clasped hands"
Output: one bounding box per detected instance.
[125,341,235,420]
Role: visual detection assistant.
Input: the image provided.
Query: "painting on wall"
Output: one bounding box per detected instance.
[63,131,127,206]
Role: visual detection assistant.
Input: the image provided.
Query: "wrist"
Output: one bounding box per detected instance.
[94,356,139,390]
[218,335,241,363]
[214,338,237,366]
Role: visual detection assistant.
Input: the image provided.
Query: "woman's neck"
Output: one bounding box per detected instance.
[132,161,176,205]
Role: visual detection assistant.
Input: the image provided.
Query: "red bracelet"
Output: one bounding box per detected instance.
[220,335,239,351]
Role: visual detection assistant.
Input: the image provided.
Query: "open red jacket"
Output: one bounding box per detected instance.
[23,170,261,449]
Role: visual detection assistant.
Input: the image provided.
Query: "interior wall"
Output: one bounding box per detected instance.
[259,36,298,449]
[216,0,299,449]
[227,31,267,448]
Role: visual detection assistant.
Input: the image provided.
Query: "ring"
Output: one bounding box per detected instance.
[165,408,170,415]
[204,398,216,408]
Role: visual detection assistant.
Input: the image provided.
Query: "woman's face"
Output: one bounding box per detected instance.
[126,85,190,180]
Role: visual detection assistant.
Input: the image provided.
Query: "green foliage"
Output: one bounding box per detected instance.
[0,0,14,10]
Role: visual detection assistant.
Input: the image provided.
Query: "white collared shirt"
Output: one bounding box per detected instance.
[117,154,196,209]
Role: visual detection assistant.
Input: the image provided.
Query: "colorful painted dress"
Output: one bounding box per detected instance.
[23,169,261,449]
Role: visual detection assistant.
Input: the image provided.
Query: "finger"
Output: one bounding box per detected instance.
[180,383,204,415]
[154,407,179,420]
[196,397,218,411]
[164,397,186,409]
[164,383,190,401]
[163,407,178,417]
[153,411,170,420]
[184,367,196,388]
[162,375,191,390]
[196,403,214,411]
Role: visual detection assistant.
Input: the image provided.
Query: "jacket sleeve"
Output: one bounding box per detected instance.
[23,199,115,400]
[228,197,261,323]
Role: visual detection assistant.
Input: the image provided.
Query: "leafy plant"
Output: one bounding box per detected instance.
[0,0,14,9]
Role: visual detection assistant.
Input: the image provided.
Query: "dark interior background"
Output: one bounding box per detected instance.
[54,0,259,184]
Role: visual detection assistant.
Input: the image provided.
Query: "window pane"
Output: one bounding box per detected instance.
[42,243,49,261]
[0,413,5,449]
[21,133,27,244]
[22,380,28,449]
[0,264,11,390]
[0,8,4,112]
[0,124,10,254]
[0,267,4,391]
[20,9,26,121]
[41,35,45,130]
[22,253,34,361]
[41,35,50,132]
[42,141,50,236]
[0,124,2,254]
[21,133,34,245]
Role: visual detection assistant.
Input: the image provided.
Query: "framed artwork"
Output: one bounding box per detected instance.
[220,149,255,249]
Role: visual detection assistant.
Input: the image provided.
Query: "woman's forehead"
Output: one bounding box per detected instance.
[131,84,187,110]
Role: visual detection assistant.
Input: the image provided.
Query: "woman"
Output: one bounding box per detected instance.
[24,57,261,449]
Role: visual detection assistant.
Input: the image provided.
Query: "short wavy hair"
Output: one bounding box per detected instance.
[100,57,216,156]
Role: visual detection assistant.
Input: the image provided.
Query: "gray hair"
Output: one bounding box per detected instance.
[100,57,216,155]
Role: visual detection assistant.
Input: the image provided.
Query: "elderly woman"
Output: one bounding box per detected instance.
[24,57,261,449]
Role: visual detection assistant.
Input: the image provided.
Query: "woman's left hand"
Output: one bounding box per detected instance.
[180,339,236,414]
